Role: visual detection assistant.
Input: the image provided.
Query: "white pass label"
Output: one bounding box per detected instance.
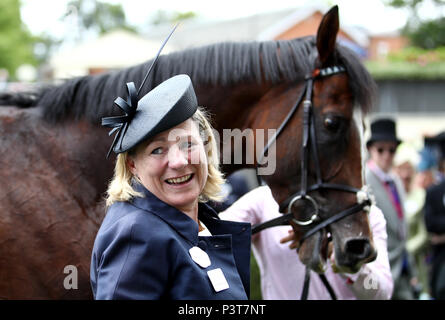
[189,246,211,268]
[207,268,230,292]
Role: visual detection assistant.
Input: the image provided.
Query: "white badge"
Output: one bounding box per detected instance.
[207,268,230,292]
[189,246,211,268]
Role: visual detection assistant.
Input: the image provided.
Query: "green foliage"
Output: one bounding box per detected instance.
[0,0,36,78]
[366,46,445,80]
[171,11,197,23]
[64,0,137,35]
[388,46,445,62]
[386,0,445,11]
[386,0,425,9]
[386,0,445,49]
[365,60,445,80]
[31,33,62,65]
[405,18,445,48]
[151,10,198,25]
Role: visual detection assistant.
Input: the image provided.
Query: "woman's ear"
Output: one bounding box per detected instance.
[127,155,137,176]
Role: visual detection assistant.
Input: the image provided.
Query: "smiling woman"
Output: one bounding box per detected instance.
[90,73,252,300]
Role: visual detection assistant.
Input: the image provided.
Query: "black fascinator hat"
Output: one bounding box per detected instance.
[102,24,198,158]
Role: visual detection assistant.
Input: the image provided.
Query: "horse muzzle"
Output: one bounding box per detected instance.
[332,236,377,273]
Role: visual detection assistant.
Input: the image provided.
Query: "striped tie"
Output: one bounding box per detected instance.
[385,180,404,220]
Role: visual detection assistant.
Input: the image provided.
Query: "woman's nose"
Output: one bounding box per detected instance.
[168,146,188,169]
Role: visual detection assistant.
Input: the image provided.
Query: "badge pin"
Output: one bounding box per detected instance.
[189,246,211,268]
[207,268,230,292]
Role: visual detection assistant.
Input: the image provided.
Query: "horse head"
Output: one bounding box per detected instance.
[258,6,377,274]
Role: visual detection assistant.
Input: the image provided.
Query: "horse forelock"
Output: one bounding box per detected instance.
[31,36,374,124]
[335,45,376,115]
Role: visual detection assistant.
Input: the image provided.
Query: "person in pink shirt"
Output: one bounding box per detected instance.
[219,185,393,300]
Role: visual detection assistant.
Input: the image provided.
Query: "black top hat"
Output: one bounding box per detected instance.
[366,118,401,148]
[102,74,198,157]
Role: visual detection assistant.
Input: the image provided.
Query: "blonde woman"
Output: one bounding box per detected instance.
[90,75,251,299]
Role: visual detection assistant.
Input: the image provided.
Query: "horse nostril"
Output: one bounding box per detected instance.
[344,239,371,259]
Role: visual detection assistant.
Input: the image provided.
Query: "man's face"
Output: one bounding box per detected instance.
[368,141,398,173]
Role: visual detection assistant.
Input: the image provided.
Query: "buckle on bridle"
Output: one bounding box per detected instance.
[287,194,320,226]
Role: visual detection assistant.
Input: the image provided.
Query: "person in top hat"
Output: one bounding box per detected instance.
[90,74,251,299]
[365,118,416,299]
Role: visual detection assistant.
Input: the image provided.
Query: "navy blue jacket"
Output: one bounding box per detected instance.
[90,183,251,300]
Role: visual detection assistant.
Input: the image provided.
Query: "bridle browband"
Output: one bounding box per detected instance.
[253,65,373,300]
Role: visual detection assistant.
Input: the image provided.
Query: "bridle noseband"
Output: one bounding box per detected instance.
[253,65,373,300]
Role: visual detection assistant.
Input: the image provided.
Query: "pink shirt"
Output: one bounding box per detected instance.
[220,186,394,300]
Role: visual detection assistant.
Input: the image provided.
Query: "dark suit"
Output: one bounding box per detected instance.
[90,182,251,300]
[424,179,445,299]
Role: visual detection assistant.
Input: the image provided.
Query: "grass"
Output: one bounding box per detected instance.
[250,252,262,300]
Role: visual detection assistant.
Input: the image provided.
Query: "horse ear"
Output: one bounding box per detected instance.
[316,5,339,66]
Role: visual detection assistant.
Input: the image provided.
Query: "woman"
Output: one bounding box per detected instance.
[90,74,251,300]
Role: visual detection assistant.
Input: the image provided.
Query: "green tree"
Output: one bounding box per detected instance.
[409,17,445,48]
[0,0,36,78]
[386,0,445,48]
[387,0,444,9]
[32,33,62,66]
[171,11,197,23]
[64,0,137,36]
[151,10,197,25]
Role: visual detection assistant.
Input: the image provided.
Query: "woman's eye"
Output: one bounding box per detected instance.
[324,116,341,132]
[151,147,163,155]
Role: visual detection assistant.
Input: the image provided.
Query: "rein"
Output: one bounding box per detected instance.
[254,65,372,300]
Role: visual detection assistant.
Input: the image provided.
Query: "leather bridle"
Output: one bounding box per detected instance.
[253,65,373,300]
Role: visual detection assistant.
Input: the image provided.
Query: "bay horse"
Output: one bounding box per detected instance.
[0,6,377,299]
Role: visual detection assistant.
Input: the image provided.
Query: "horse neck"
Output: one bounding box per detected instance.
[195,81,271,175]
[54,120,114,223]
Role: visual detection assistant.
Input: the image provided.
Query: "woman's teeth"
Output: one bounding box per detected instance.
[166,174,192,184]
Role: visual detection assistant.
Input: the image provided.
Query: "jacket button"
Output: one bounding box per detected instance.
[198,240,208,251]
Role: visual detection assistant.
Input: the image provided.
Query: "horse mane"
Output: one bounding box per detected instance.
[0,36,375,123]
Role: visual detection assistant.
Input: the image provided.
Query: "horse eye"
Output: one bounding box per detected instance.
[324,116,341,132]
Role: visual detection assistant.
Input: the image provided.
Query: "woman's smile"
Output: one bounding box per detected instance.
[165,173,194,186]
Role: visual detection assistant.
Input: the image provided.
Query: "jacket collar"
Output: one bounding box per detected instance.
[130,180,218,245]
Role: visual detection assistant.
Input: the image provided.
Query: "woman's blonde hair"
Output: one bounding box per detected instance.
[105,107,225,207]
